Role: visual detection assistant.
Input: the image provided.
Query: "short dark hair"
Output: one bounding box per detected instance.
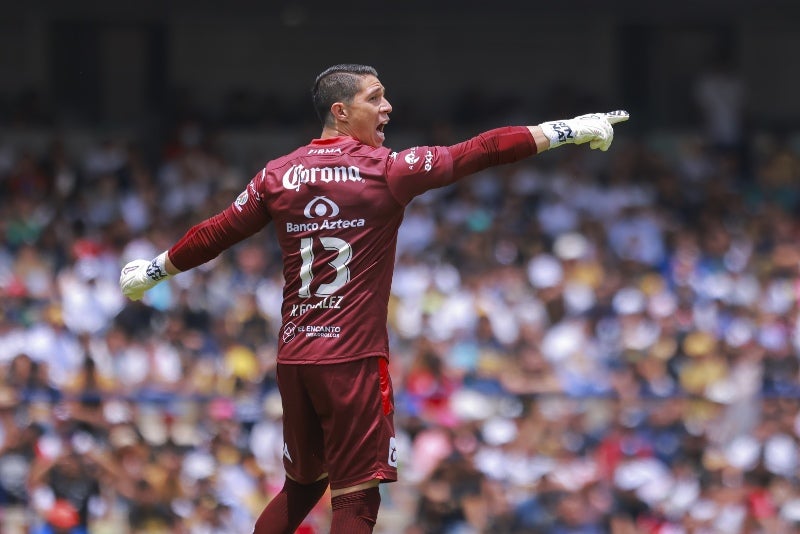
[312,64,378,126]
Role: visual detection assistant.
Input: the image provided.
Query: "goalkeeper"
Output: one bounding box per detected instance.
[120,63,628,534]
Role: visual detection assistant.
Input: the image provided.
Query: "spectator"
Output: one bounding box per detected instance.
[2,65,800,533]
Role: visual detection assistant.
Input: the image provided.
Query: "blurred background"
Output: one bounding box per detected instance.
[2,1,800,533]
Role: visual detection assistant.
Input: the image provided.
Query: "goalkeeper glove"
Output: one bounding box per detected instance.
[539,110,629,152]
[119,251,171,301]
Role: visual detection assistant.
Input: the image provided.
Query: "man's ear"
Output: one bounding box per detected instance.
[331,102,347,122]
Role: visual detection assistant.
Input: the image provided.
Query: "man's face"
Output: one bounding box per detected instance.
[340,75,392,147]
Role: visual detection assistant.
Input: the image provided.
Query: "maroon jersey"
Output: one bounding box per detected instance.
[229,136,456,364]
[167,128,536,364]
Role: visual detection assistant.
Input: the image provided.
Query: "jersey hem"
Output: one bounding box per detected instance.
[276,350,389,366]
[328,470,398,491]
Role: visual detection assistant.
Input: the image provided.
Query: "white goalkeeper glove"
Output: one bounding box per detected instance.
[539,110,629,151]
[119,251,171,301]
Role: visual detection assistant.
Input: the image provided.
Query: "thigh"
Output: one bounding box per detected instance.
[277,363,326,484]
[305,357,398,490]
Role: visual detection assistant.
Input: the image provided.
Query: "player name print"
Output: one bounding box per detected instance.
[291,295,344,316]
[282,164,364,191]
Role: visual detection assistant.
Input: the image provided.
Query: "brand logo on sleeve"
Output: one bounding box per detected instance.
[404,148,419,168]
[234,190,249,211]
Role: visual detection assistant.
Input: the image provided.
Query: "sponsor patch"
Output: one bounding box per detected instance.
[304,196,340,218]
[234,190,249,211]
[404,148,419,168]
[282,322,297,343]
[388,436,398,468]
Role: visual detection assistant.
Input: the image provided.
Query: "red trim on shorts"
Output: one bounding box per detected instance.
[378,358,393,416]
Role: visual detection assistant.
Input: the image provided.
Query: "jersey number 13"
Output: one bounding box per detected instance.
[298,236,353,298]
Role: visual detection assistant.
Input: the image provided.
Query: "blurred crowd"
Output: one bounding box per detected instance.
[2,89,800,534]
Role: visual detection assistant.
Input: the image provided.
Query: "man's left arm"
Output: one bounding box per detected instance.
[451,110,630,181]
[386,111,628,204]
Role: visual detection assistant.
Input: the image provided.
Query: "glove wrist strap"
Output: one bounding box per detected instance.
[538,120,575,149]
[146,251,171,282]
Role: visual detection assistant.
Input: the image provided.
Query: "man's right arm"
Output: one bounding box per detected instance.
[120,174,272,301]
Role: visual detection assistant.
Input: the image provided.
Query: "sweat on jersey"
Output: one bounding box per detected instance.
[168,127,537,364]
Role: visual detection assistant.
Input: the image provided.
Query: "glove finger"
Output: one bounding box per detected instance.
[589,138,603,150]
[604,110,629,124]
[124,288,145,301]
[589,132,613,151]
[121,285,139,297]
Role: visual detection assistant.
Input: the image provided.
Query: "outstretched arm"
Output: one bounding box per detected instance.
[386,111,630,205]
[120,202,270,301]
[449,110,630,180]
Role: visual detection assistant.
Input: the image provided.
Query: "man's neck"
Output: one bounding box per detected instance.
[320,126,345,139]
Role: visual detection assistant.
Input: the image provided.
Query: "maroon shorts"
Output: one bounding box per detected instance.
[276,356,398,490]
